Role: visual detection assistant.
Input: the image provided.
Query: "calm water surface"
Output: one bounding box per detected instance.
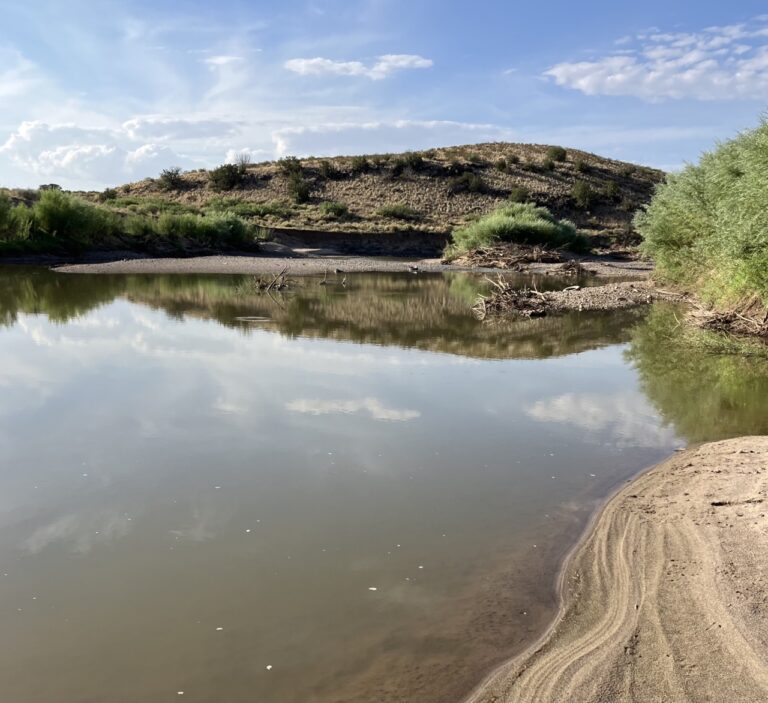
[0,268,766,703]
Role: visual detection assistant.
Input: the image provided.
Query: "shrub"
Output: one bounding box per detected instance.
[635,117,768,305]
[449,172,488,194]
[402,151,425,171]
[159,167,184,190]
[546,146,567,162]
[350,155,370,174]
[508,185,531,203]
[319,201,349,219]
[574,158,588,173]
[448,202,587,255]
[495,158,507,172]
[287,172,311,203]
[377,204,421,221]
[39,184,62,191]
[542,157,555,172]
[391,158,407,177]
[209,164,246,191]
[319,160,342,180]
[507,154,520,165]
[619,165,635,178]
[467,153,484,165]
[602,180,620,201]
[572,180,595,210]
[447,159,465,176]
[278,157,302,176]
[98,188,118,202]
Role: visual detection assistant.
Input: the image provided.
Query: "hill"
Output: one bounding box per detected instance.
[1,143,663,258]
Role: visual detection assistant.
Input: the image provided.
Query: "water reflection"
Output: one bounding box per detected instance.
[0,268,765,703]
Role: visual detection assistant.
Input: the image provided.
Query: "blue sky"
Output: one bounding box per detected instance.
[1,0,767,189]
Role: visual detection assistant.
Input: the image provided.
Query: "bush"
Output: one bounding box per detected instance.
[350,155,370,174]
[209,164,246,191]
[619,165,635,178]
[159,167,184,190]
[402,151,425,171]
[278,157,302,176]
[602,180,620,201]
[546,146,567,162]
[98,188,118,202]
[319,201,349,219]
[572,180,595,210]
[319,160,341,180]
[507,154,520,165]
[287,172,311,203]
[574,158,588,173]
[449,172,488,194]
[448,202,587,255]
[495,158,507,172]
[542,157,555,172]
[467,153,484,165]
[635,117,768,305]
[377,204,421,221]
[508,185,531,203]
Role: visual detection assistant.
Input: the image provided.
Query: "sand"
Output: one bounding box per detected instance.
[467,436,768,703]
[52,254,652,277]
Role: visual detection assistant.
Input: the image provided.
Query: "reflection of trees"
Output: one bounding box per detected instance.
[0,268,645,360]
[625,304,768,442]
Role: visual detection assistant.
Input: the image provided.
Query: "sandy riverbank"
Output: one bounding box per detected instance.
[50,254,652,277]
[468,436,768,703]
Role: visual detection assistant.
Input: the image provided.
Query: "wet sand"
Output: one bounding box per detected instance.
[468,436,768,703]
[52,254,652,278]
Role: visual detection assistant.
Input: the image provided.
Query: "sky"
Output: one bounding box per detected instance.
[1,0,767,190]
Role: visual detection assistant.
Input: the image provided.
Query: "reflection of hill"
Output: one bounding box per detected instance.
[0,268,646,360]
[626,304,768,442]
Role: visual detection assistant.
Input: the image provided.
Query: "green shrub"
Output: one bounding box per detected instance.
[448,202,586,255]
[159,167,184,190]
[350,155,370,174]
[602,180,620,201]
[98,188,118,202]
[209,163,246,191]
[287,172,311,203]
[508,185,531,203]
[391,158,407,177]
[574,158,588,173]
[467,153,484,165]
[507,154,520,165]
[546,146,567,162]
[319,201,349,219]
[377,204,421,221]
[495,158,507,172]
[619,165,635,178]
[33,189,122,242]
[542,157,555,172]
[278,157,302,176]
[635,117,768,305]
[449,172,488,194]
[572,180,595,210]
[402,151,425,171]
[319,160,341,180]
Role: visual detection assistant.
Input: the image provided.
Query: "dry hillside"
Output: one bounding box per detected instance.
[83,143,663,248]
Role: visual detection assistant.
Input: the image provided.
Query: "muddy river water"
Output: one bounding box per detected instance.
[0,268,766,703]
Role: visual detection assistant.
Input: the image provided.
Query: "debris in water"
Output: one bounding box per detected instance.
[368,587,378,591]
[266,665,273,671]
[215,627,224,631]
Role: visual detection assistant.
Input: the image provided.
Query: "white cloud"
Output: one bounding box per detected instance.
[286,397,420,422]
[272,119,513,156]
[0,121,189,189]
[122,116,242,141]
[284,54,432,80]
[545,19,768,100]
[0,47,41,98]
[204,55,243,67]
[525,392,680,448]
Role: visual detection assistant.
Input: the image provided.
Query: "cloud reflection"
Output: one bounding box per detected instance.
[286,397,421,422]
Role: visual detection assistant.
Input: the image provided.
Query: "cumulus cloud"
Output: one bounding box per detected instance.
[545,19,768,100]
[0,121,190,189]
[286,397,421,422]
[525,392,679,448]
[284,54,433,80]
[272,119,513,156]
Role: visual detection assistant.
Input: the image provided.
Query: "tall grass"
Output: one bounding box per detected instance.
[635,118,768,306]
[0,190,256,253]
[447,202,587,256]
